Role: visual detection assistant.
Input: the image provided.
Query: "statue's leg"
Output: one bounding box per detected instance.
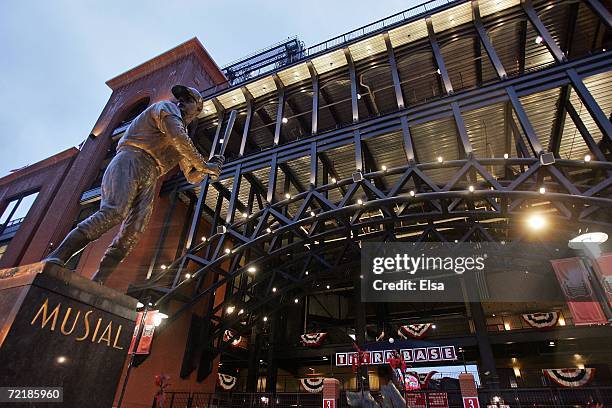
[44,152,134,267]
[93,162,158,284]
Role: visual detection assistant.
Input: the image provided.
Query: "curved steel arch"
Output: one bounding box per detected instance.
[154,157,612,311]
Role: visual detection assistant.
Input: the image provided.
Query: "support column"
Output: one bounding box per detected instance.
[307,61,319,135]
[273,75,286,146]
[384,32,405,109]
[353,271,369,390]
[463,273,498,389]
[345,48,360,123]
[472,0,507,80]
[427,18,454,94]
[400,116,416,163]
[239,87,254,157]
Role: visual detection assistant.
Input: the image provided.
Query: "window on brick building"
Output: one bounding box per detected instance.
[0,191,39,230]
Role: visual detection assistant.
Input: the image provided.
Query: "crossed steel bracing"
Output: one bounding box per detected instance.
[127,0,612,369]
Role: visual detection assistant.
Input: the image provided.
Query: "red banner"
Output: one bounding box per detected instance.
[550,258,606,325]
[128,310,158,354]
[593,253,612,307]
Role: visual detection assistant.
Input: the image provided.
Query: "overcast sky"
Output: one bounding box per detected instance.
[0,0,419,177]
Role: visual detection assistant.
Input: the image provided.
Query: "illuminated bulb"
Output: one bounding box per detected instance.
[201,236,207,242]
[242,212,249,219]
[357,199,363,205]
[57,356,67,364]
[584,154,591,162]
[219,138,224,144]
[161,264,167,270]
[224,248,231,254]
[285,193,291,199]
[503,153,509,159]
[558,316,566,326]
[577,363,585,369]
[468,185,475,192]
[185,273,191,279]
[437,156,443,163]
[294,298,299,303]
[535,36,543,44]
[539,186,546,194]
[504,322,511,330]
[432,324,437,329]
[326,285,331,289]
[310,211,316,217]
[305,271,309,275]
[381,165,387,171]
[137,302,144,308]
[226,305,235,314]
[263,316,268,322]
[238,309,244,315]
[528,214,546,230]
[248,266,257,273]
[282,117,288,124]
[272,287,277,292]
[409,190,415,197]
[331,177,337,183]
[266,227,272,233]
[436,68,441,74]
[513,367,521,377]
[357,93,362,100]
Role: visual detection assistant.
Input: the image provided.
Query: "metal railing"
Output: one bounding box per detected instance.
[158,387,612,407]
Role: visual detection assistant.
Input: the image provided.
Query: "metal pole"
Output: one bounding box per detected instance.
[117,298,150,408]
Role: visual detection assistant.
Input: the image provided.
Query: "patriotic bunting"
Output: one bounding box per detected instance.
[300,332,327,347]
[223,329,248,349]
[543,368,595,387]
[218,373,238,390]
[398,323,432,339]
[521,312,559,329]
[300,377,324,393]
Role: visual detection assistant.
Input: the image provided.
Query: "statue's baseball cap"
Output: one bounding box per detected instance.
[171,85,204,109]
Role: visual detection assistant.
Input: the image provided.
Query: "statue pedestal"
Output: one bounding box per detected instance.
[0,262,137,407]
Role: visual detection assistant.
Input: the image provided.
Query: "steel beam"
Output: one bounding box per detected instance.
[451,102,474,158]
[239,87,254,156]
[273,74,286,146]
[307,61,319,134]
[472,0,507,80]
[565,100,607,162]
[521,0,567,63]
[566,68,612,143]
[400,116,416,163]
[383,32,405,109]
[344,48,360,123]
[426,18,454,94]
[584,0,612,29]
[506,86,544,155]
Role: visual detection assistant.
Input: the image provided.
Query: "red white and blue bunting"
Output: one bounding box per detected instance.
[543,368,595,387]
[522,312,559,329]
[300,377,324,393]
[218,373,238,390]
[398,323,432,339]
[223,329,247,349]
[300,332,327,347]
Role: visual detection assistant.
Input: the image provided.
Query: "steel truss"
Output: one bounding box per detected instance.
[131,0,612,378]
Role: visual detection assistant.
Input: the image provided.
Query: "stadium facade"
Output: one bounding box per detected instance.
[1,0,611,406]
